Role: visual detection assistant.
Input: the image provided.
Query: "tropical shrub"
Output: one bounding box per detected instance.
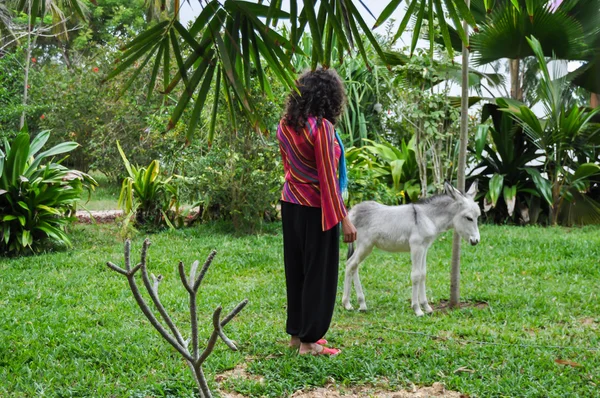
[469,103,543,224]
[0,129,97,254]
[116,142,178,228]
[498,37,600,226]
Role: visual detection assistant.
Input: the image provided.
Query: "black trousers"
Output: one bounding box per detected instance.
[281,201,340,343]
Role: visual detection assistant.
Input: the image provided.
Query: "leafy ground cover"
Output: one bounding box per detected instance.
[1,223,599,397]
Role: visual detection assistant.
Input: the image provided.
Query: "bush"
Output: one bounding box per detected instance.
[0,129,97,254]
[182,135,281,233]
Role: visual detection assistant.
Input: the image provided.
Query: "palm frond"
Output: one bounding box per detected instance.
[108,0,400,142]
[471,1,588,65]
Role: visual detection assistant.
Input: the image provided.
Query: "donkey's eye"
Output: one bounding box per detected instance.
[466,216,474,222]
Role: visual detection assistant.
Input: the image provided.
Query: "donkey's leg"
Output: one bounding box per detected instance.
[410,245,426,317]
[354,267,368,312]
[342,250,357,311]
[418,249,433,314]
[342,244,372,311]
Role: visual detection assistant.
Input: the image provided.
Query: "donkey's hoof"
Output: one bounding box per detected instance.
[423,305,434,314]
[343,302,354,311]
[358,305,368,312]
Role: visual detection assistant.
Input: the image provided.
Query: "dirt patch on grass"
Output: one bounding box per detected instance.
[217,364,467,398]
[433,300,489,312]
[215,363,265,385]
[579,317,598,329]
[288,382,466,397]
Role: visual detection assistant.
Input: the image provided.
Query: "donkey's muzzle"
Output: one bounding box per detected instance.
[469,238,479,246]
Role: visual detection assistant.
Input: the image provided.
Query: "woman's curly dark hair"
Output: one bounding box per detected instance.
[284,68,346,131]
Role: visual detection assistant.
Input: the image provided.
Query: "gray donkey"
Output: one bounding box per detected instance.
[342,181,480,316]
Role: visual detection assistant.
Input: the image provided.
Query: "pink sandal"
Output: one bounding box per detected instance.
[313,346,341,356]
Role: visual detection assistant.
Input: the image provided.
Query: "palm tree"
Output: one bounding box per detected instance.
[470,0,600,103]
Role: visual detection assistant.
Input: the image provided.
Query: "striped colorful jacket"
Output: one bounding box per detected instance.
[277,116,348,231]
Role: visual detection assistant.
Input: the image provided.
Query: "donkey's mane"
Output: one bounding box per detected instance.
[416,194,453,206]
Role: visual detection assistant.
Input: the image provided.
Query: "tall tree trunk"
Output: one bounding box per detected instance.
[450,0,470,309]
[592,92,600,108]
[509,58,522,101]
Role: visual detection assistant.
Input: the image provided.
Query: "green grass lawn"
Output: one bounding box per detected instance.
[1,223,599,397]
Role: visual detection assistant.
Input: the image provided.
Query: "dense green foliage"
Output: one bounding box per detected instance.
[0,130,96,254]
[1,223,599,396]
[1,0,599,241]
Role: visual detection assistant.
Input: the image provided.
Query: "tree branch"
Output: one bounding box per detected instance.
[106,239,247,398]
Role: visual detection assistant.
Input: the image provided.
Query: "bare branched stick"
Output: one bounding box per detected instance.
[107,239,247,398]
[137,239,186,346]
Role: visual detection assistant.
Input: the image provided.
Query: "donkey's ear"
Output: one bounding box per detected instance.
[466,179,478,199]
[444,181,461,199]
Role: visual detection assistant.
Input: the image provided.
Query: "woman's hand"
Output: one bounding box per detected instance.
[341,217,357,243]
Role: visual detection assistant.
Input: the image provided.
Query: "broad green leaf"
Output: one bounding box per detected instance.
[37,204,62,215]
[525,168,553,206]
[30,141,79,173]
[475,124,489,159]
[0,149,4,178]
[29,130,50,158]
[22,229,32,247]
[390,159,405,190]
[3,133,30,187]
[573,163,600,181]
[489,173,504,207]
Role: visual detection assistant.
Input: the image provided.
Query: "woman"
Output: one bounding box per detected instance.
[277,68,357,356]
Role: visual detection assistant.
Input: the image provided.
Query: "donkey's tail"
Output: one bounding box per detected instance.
[347,242,355,261]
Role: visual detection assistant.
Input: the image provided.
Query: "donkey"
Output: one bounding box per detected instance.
[342,181,481,316]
